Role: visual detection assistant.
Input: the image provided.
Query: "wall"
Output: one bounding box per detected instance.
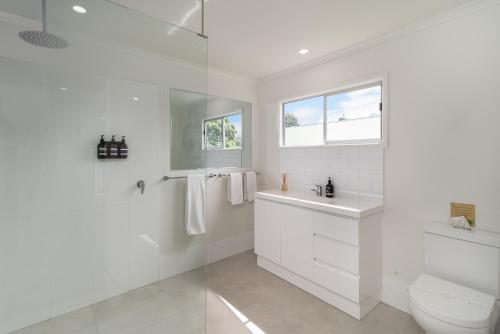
[0,10,258,334]
[280,146,383,196]
[258,2,500,313]
[205,71,259,262]
[163,71,259,275]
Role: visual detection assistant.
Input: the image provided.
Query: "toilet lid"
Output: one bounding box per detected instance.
[409,274,496,329]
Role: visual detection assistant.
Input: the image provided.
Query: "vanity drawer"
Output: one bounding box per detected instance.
[313,260,360,303]
[313,235,359,275]
[313,212,359,246]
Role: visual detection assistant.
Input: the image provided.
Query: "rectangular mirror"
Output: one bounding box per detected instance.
[171,89,252,170]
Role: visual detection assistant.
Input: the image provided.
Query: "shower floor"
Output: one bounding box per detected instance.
[12,251,423,334]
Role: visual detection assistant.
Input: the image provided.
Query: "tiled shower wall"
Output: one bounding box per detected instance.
[280,145,383,196]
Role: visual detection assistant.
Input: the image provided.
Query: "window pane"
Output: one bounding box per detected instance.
[283,96,324,146]
[205,118,223,148]
[224,113,242,148]
[326,84,382,142]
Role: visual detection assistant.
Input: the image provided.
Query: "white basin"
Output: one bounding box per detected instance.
[255,190,383,218]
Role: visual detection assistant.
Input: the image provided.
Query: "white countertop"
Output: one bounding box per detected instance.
[255,190,384,218]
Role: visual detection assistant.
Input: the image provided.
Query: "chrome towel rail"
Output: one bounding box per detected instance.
[162,174,216,181]
[162,171,257,181]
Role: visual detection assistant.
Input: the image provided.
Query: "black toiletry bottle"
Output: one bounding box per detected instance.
[325,177,334,198]
[108,135,119,158]
[118,136,128,159]
[97,135,107,159]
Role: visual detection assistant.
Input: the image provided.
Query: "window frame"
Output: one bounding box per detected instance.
[281,94,325,147]
[203,111,243,150]
[280,75,387,148]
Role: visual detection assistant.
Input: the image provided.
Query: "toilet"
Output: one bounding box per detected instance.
[409,222,500,334]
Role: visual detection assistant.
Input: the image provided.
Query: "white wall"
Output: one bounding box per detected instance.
[280,146,383,196]
[0,11,258,334]
[258,3,500,313]
[206,70,259,255]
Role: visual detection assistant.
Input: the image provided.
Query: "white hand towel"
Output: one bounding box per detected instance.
[185,175,206,235]
[227,172,244,205]
[244,171,257,202]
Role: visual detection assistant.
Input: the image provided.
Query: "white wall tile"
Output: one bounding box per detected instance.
[360,169,383,182]
[280,146,383,195]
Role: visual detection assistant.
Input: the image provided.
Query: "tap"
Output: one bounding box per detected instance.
[310,185,322,197]
[137,180,146,194]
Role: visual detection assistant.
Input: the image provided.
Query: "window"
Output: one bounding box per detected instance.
[205,118,223,149]
[204,112,242,149]
[326,84,381,143]
[283,96,324,147]
[282,80,384,147]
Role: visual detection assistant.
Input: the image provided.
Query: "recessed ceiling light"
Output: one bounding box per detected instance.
[60,87,68,91]
[133,97,139,101]
[298,49,309,55]
[72,5,87,14]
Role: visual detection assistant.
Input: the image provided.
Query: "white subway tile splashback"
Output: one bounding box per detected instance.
[280,146,383,196]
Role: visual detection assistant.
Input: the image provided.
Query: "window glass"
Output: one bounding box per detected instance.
[283,96,324,146]
[204,113,243,149]
[224,113,242,148]
[205,118,223,148]
[326,84,382,142]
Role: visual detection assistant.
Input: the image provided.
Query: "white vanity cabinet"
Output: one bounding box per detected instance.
[254,192,383,320]
[281,206,314,280]
[255,199,281,264]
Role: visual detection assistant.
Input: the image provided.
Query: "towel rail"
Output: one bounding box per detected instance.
[162,174,216,181]
[162,171,258,181]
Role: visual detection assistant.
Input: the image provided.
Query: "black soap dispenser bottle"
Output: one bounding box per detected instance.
[118,136,128,159]
[326,177,335,198]
[97,135,107,159]
[108,135,119,158]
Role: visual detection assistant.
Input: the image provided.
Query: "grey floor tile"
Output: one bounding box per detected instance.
[10,250,424,334]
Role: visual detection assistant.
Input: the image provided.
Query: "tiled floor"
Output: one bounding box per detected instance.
[12,251,424,334]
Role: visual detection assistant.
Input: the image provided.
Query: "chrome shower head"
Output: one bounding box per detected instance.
[18,0,68,49]
[18,30,68,49]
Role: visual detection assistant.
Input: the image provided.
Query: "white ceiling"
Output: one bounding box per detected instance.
[112,0,474,80]
[6,0,475,80]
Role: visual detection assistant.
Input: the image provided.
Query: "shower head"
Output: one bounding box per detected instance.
[18,0,68,49]
[19,30,68,49]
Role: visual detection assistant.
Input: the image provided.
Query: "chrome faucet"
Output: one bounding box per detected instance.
[310,185,323,196]
[137,180,146,194]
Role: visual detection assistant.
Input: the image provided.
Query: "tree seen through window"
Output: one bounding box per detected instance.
[205,113,242,149]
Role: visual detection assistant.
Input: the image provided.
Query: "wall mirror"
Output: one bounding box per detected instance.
[171,89,252,170]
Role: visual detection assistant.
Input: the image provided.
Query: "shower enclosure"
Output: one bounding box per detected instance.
[0,0,209,333]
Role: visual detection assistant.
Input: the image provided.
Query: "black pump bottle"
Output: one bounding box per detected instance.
[326,177,334,198]
[97,135,107,159]
[119,136,128,159]
[108,135,119,158]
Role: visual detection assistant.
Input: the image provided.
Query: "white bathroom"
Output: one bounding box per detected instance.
[0,0,499,333]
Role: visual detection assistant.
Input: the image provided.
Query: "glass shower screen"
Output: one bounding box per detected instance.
[0,0,208,333]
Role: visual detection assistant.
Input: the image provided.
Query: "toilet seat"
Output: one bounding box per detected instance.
[409,274,496,329]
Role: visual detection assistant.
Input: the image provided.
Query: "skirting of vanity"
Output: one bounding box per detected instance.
[254,190,384,320]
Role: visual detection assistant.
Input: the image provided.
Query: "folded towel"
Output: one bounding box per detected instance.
[185,175,206,235]
[244,171,257,202]
[227,172,244,205]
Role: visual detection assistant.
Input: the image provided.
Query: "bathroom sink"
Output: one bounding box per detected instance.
[255,190,384,219]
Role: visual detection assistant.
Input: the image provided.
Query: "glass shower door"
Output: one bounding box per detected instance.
[0,0,208,333]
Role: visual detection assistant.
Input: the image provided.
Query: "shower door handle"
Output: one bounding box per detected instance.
[137,180,146,194]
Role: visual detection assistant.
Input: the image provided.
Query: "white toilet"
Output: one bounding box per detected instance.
[409,222,500,334]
